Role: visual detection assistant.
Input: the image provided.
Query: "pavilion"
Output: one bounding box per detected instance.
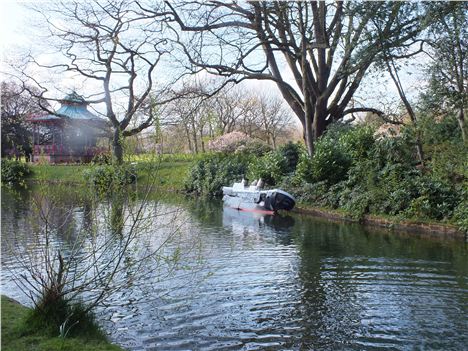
[29,92,109,163]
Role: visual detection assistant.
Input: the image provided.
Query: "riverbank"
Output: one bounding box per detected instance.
[10,159,466,239]
[293,205,466,240]
[1,295,124,351]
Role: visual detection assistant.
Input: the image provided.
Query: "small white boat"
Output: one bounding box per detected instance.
[222,180,295,213]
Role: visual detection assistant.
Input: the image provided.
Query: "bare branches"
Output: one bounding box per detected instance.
[158,1,425,155]
[10,0,183,162]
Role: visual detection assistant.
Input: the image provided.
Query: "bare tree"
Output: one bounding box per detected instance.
[164,81,211,153]
[256,93,293,149]
[16,0,183,163]
[140,1,424,155]
[211,88,254,136]
[1,81,48,160]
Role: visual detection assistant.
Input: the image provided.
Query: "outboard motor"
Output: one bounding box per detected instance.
[265,190,296,211]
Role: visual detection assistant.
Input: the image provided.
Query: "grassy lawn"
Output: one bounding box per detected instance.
[136,160,192,191]
[30,164,90,183]
[28,158,193,191]
[1,295,124,351]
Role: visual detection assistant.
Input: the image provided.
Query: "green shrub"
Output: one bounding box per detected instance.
[338,125,375,161]
[309,136,352,185]
[236,139,272,157]
[427,140,467,183]
[294,125,375,186]
[91,152,112,165]
[247,150,288,186]
[294,152,314,184]
[1,159,32,186]
[371,134,416,168]
[185,152,251,196]
[453,195,468,232]
[338,184,372,219]
[420,114,461,145]
[405,177,459,220]
[25,295,104,339]
[289,120,463,225]
[278,142,304,173]
[83,163,136,192]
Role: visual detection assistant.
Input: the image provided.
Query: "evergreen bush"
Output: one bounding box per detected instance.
[185,152,251,196]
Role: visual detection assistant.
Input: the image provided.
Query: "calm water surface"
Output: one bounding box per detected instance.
[1,187,467,350]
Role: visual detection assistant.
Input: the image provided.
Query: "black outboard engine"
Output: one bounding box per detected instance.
[268,190,296,211]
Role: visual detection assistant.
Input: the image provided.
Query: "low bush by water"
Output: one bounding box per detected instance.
[1,295,122,351]
[1,159,32,186]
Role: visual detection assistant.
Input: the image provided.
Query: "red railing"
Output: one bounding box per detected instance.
[34,144,108,156]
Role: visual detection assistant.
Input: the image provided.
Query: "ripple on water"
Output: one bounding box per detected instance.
[1,192,467,350]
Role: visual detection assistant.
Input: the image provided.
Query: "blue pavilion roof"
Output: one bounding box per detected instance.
[55,104,100,120]
[32,92,104,122]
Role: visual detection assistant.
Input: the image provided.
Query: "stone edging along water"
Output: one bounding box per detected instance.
[292,206,466,240]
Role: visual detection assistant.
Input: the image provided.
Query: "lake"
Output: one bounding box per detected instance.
[1,186,467,350]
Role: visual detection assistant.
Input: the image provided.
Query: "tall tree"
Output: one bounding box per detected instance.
[19,0,181,163]
[423,2,467,142]
[144,1,424,155]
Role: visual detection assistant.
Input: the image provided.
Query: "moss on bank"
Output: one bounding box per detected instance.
[1,295,124,351]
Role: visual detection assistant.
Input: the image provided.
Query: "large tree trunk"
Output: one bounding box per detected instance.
[312,101,327,141]
[113,128,124,165]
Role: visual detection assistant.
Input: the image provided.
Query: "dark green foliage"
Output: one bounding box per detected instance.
[453,196,468,232]
[247,150,288,186]
[1,159,32,186]
[423,129,466,185]
[278,142,303,173]
[338,125,376,160]
[185,152,251,196]
[405,177,459,220]
[420,115,461,145]
[83,163,137,192]
[237,140,273,157]
[295,125,375,185]
[24,296,104,340]
[308,137,352,184]
[370,132,415,168]
[284,180,331,207]
[247,143,304,186]
[288,122,466,228]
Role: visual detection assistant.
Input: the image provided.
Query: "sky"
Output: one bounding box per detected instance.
[0,1,32,61]
[0,0,429,125]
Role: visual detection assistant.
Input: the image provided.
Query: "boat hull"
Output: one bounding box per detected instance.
[222,185,295,213]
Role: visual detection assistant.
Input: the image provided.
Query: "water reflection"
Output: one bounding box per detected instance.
[223,207,294,230]
[1,187,467,350]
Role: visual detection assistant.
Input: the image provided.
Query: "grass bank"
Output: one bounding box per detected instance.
[1,295,124,351]
[28,159,192,191]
